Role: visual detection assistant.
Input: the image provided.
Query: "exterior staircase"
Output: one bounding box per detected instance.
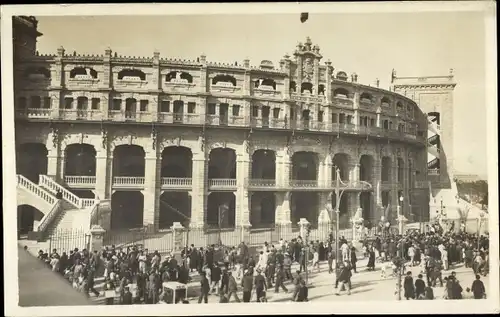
[16,174,97,240]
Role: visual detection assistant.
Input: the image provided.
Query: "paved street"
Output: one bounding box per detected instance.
[89,257,486,304]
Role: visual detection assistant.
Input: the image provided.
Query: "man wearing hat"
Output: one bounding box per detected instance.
[241,269,254,302]
[198,271,210,303]
[254,268,267,302]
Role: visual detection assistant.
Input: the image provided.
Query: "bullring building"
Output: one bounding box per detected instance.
[14,16,431,240]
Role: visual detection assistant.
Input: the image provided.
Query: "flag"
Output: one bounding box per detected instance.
[300,12,309,23]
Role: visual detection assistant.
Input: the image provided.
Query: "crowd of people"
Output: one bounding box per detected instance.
[30,220,489,304]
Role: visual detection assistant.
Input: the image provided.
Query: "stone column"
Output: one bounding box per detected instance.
[152,51,161,90]
[275,192,292,239]
[143,152,161,230]
[324,154,333,188]
[46,148,60,180]
[89,225,106,252]
[191,153,207,227]
[373,155,383,220]
[235,152,251,227]
[171,222,185,253]
[350,163,360,182]
[95,150,109,200]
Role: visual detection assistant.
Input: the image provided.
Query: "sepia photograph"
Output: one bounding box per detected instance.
[2,2,498,316]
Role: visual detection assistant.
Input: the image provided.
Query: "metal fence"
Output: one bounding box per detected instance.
[48,228,90,253]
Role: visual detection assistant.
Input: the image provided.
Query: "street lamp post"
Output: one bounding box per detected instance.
[332,166,348,287]
[397,195,405,301]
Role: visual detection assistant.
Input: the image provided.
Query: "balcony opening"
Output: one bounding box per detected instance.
[360,192,373,225]
[359,155,374,182]
[262,106,270,127]
[318,84,325,96]
[301,82,313,94]
[336,71,348,81]
[381,156,391,182]
[382,191,390,209]
[332,153,350,181]
[219,103,229,126]
[111,191,144,230]
[333,88,350,99]
[159,192,191,229]
[206,192,235,229]
[161,146,192,178]
[165,71,193,84]
[302,110,310,130]
[208,148,236,179]
[30,96,41,109]
[212,74,236,86]
[292,151,318,181]
[397,158,405,184]
[118,69,146,81]
[290,81,297,92]
[17,205,44,236]
[113,144,145,177]
[346,115,353,125]
[64,97,74,110]
[17,97,27,109]
[173,100,184,123]
[69,67,97,79]
[360,92,373,103]
[318,110,324,122]
[125,98,137,119]
[251,149,276,180]
[65,144,96,176]
[16,143,48,183]
[207,103,216,115]
[291,192,319,227]
[255,78,277,90]
[330,192,349,229]
[250,192,276,228]
[396,102,404,112]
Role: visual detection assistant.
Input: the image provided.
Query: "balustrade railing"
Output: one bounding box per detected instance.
[39,175,83,208]
[414,180,430,189]
[112,176,145,187]
[247,178,277,188]
[64,175,96,187]
[208,178,237,188]
[16,108,52,119]
[17,174,57,206]
[161,177,192,187]
[58,109,103,121]
[36,200,62,235]
[290,180,319,188]
[428,169,440,176]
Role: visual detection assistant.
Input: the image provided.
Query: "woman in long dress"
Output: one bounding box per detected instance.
[367,246,376,271]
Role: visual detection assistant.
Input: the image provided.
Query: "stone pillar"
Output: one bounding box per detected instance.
[46,148,60,180]
[275,192,292,239]
[49,90,61,118]
[298,218,310,240]
[171,222,185,253]
[143,152,160,230]
[350,163,360,182]
[191,153,207,227]
[318,193,330,239]
[325,62,333,104]
[235,152,251,227]
[89,225,106,252]
[243,70,251,96]
[324,154,333,188]
[152,51,161,90]
[376,112,381,128]
[95,150,109,199]
[279,153,291,187]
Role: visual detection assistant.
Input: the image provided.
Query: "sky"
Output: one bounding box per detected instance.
[34,12,488,177]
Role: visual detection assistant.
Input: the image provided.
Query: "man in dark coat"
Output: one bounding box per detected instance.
[241,270,254,303]
[198,271,210,303]
[470,274,486,299]
[414,274,426,299]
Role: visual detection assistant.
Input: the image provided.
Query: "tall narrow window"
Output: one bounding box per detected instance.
[112,99,122,111]
[31,96,41,109]
[232,105,240,116]
[64,97,74,109]
[140,100,148,112]
[332,113,338,123]
[188,102,196,114]
[273,108,280,119]
[252,106,259,117]
[318,111,324,122]
[91,98,100,110]
[160,100,170,113]
[43,97,51,109]
[207,103,216,115]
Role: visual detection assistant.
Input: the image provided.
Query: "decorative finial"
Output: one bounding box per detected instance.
[449,68,454,76]
[391,69,397,83]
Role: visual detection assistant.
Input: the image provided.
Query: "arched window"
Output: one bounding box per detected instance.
[333,88,350,98]
[212,74,237,86]
[290,81,297,92]
[118,69,146,81]
[396,101,404,111]
[336,71,348,81]
[381,96,391,106]
[301,82,313,94]
[69,67,98,79]
[360,92,373,103]
[165,71,193,84]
